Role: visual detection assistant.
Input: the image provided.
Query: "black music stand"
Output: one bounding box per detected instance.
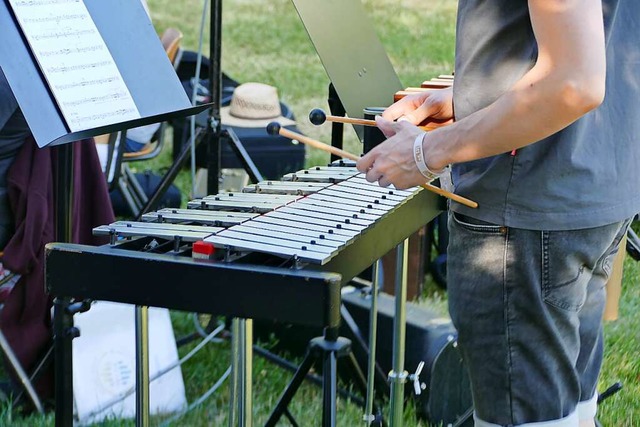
[0,1,209,425]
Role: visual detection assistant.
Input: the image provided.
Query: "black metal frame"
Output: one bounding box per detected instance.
[52,144,75,427]
[327,83,345,163]
[265,329,363,427]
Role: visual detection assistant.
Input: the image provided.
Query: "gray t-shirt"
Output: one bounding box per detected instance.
[451,0,640,230]
[0,68,30,159]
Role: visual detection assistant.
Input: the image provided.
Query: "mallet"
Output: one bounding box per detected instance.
[267,122,478,208]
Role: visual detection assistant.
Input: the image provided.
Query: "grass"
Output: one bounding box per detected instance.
[1,0,639,426]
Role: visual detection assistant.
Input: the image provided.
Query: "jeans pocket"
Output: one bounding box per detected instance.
[450,212,506,234]
[600,218,632,278]
[542,230,590,312]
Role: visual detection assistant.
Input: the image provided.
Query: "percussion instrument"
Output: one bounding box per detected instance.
[46,161,441,426]
[393,74,454,102]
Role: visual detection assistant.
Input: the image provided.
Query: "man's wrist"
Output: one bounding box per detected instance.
[413,132,445,181]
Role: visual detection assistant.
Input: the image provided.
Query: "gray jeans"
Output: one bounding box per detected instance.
[447,212,630,426]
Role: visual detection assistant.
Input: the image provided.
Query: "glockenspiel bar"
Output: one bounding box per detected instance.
[281,169,359,183]
[350,176,420,195]
[270,208,365,232]
[141,209,258,227]
[243,181,330,195]
[292,199,382,222]
[202,193,302,203]
[249,215,355,243]
[238,219,347,244]
[263,211,361,237]
[303,192,391,213]
[280,204,375,227]
[222,224,343,251]
[202,234,331,264]
[331,184,407,203]
[93,222,223,242]
[313,166,360,172]
[209,228,337,257]
[186,199,285,213]
[291,196,382,217]
[316,189,398,209]
[340,180,415,198]
[281,172,351,183]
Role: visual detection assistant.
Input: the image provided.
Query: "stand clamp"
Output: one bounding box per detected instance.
[387,370,408,384]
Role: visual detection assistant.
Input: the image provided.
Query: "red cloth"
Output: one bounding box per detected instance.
[0,137,114,398]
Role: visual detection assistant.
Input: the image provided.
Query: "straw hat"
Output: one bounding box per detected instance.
[220,82,296,128]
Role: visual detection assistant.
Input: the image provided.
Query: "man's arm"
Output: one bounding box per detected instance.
[358,0,606,188]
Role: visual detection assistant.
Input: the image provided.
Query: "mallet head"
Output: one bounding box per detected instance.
[266,121,282,136]
[308,109,327,126]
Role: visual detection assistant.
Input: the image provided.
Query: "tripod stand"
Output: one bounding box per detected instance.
[264,325,382,427]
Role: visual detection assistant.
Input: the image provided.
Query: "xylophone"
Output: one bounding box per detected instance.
[393,74,454,102]
[46,161,441,426]
[82,163,439,281]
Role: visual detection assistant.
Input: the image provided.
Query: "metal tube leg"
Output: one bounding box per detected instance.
[322,351,338,427]
[364,260,381,425]
[239,319,253,427]
[135,306,150,427]
[229,319,240,427]
[230,318,252,427]
[389,240,409,427]
[54,297,75,427]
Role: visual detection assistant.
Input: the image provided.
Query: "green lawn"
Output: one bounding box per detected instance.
[1,0,638,426]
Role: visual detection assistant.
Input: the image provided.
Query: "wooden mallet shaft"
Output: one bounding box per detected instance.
[267,122,478,209]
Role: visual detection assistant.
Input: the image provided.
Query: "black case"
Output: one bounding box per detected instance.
[172,118,306,180]
[171,54,306,180]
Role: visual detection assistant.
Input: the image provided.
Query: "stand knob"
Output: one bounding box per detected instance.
[408,361,427,396]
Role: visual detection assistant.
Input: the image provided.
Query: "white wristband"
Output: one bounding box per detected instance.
[413,132,443,181]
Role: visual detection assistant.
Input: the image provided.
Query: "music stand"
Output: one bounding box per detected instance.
[291,0,403,141]
[0,1,209,425]
[291,1,417,425]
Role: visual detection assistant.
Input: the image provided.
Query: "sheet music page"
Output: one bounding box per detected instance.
[8,0,141,132]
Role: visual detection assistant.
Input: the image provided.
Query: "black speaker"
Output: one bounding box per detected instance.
[341,289,472,425]
[253,288,473,425]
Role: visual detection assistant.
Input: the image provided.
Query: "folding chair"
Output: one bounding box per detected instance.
[0,255,45,414]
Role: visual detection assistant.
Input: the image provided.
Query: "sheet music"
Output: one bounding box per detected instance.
[8,0,141,132]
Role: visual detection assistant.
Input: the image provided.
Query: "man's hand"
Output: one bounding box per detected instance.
[382,86,454,126]
[356,117,430,190]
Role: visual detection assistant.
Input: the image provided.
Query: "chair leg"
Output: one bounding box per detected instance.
[117,171,142,218]
[0,330,44,414]
[123,166,149,208]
